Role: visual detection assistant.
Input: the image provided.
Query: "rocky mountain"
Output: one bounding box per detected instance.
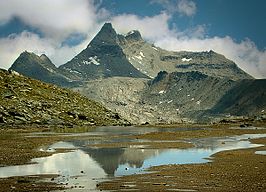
[9,51,80,87]
[59,23,148,80]
[118,30,252,80]
[8,23,265,124]
[0,69,128,126]
[10,23,252,84]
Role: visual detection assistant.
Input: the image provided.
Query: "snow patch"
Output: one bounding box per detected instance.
[82,60,90,65]
[140,51,145,57]
[167,100,173,104]
[196,100,201,105]
[134,55,142,60]
[65,68,81,75]
[89,56,100,65]
[191,98,195,101]
[152,47,158,51]
[182,58,192,62]
[128,30,135,35]
[159,90,166,94]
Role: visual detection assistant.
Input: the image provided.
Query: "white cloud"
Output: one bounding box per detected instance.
[155,36,266,79]
[0,0,106,68]
[0,31,95,69]
[111,12,175,41]
[0,0,108,41]
[151,0,197,17]
[0,32,54,69]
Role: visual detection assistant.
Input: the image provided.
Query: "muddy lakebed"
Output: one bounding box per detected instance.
[0,125,266,191]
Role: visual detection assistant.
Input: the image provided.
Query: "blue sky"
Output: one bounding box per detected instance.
[101,0,266,49]
[0,0,265,78]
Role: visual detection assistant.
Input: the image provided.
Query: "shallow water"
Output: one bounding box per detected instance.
[0,126,265,191]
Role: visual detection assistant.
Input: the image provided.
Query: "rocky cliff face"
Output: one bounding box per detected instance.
[0,69,128,126]
[59,23,148,80]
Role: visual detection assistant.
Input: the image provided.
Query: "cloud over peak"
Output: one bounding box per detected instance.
[0,0,108,41]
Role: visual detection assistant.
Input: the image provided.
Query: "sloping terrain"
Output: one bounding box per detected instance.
[73,77,152,124]
[0,69,128,126]
[119,31,253,80]
[75,71,266,124]
[9,51,79,87]
[59,23,148,80]
[210,79,266,116]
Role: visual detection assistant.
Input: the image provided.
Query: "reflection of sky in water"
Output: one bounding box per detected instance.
[255,151,266,155]
[0,132,265,191]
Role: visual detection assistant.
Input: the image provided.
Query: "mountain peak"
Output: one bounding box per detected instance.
[90,23,117,46]
[125,30,143,41]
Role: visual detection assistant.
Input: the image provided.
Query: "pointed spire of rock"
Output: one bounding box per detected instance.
[90,23,118,46]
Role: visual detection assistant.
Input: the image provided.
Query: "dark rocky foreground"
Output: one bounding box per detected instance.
[0,69,129,127]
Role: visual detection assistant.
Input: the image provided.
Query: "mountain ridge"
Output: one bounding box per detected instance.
[7,23,265,124]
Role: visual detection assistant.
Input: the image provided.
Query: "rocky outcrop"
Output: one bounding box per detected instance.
[0,69,129,126]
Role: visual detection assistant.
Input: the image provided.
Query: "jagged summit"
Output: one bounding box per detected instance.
[59,23,148,80]
[11,22,253,83]
[125,30,143,41]
[90,23,118,46]
[9,52,75,87]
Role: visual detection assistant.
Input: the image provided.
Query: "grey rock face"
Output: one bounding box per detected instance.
[59,23,148,80]
[75,71,265,124]
[120,38,253,80]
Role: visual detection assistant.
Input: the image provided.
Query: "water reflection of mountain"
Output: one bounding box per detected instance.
[72,140,164,176]
[81,147,165,176]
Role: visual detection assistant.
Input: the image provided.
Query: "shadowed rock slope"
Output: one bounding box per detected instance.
[76,71,265,124]
[59,23,148,80]
[0,69,128,126]
[9,51,80,87]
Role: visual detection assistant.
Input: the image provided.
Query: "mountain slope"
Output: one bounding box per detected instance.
[9,51,79,87]
[59,23,148,80]
[119,31,253,80]
[0,69,128,126]
[210,79,266,116]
